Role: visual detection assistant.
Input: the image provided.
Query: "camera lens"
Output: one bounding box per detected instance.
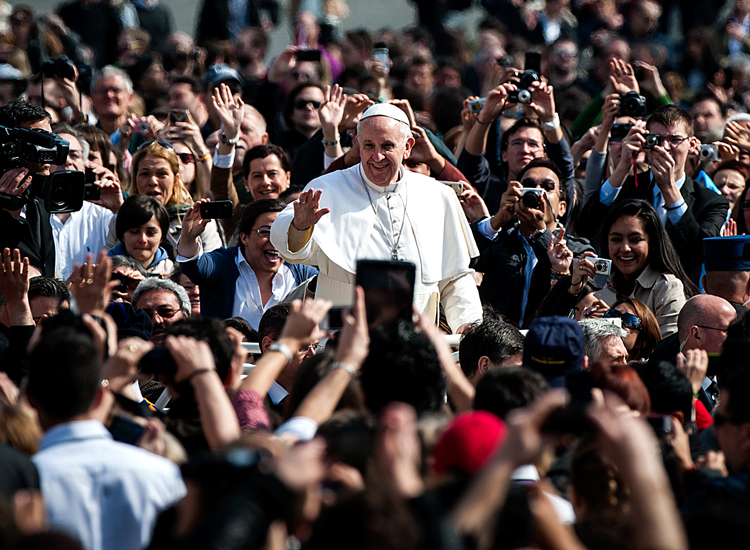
[50,181,71,208]
[517,89,532,104]
[522,190,541,209]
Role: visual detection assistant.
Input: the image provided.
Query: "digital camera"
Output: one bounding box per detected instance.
[619,91,647,118]
[520,188,545,209]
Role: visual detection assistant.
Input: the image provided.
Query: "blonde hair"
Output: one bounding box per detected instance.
[128,142,193,206]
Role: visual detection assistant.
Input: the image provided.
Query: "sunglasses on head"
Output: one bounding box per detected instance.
[137,141,174,151]
[603,308,642,331]
[294,99,322,110]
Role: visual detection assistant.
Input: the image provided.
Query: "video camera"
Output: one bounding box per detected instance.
[0,125,85,213]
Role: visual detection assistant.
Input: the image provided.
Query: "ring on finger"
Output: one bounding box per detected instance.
[85,278,94,285]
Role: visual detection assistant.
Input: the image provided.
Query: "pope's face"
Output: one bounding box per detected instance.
[356,116,414,187]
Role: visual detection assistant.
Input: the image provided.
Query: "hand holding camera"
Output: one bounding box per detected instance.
[570,251,598,291]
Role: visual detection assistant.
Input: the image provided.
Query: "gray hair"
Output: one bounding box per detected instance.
[578,319,627,364]
[93,65,134,95]
[111,255,148,278]
[132,277,190,319]
[356,115,414,144]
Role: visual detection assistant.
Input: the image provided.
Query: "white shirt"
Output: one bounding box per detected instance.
[33,420,186,550]
[233,248,299,330]
[51,202,114,281]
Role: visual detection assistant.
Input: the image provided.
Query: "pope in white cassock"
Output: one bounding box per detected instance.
[269,103,483,332]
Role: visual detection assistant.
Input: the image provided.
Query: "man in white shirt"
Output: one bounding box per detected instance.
[270,103,482,332]
[28,326,185,550]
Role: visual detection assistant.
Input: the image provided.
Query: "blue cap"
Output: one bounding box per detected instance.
[523,316,585,388]
[203,64,244,90]
[703,236,750,271]
[107,302,153,341]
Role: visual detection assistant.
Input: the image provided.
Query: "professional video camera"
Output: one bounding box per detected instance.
[0,125,85,213]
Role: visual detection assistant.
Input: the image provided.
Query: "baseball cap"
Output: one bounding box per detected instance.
[523,316,585,388]
[432,411,508,475]
[203,64,244,90]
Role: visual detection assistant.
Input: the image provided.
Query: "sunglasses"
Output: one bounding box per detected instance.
[137,141,174,151]
[177,152,195,164]
[603,309,642,331]
[294,99,322,110]
[519,178,557,192]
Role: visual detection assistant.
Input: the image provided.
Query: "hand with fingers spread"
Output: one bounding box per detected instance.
[340,93,374,131]
[212,82,245,142]
[67,250,118,314]
[388,99,418,129]
[409,125,445,174]
[724,121,750,152]
[634,61,667,98]
[319,84,347,134]
[716,141,740,163]
[292,189,330,231]
[103,337,154,394]
[547,228,573,274]
[178,200,211,258]
[0,248,32,326]
[279,297,332,349]
[609,59,640,94]
[0,167,33,203]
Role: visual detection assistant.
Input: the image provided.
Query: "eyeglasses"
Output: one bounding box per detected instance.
[177,152,195,164]
[298,342,322,353]
[137,141,174,151]
[520,177,558,192]
[93,86,125,95]
[603,309,642,331]
[508,139,543,150]
[294,99,322,110]
[695,325,728,333]
[656,135,690,146]
[253,226,271,238]
[713,412,747,427]
[144,307,181,320]
[553,49,577,58]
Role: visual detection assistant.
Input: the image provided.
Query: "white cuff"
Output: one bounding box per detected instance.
[477,217,501,240]
[274,416,318,441]
[212,146,235,170]
[175,239,204,263]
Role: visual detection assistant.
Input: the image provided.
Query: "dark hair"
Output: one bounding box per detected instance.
[635,360,692,429]
[610,297,661,361]
[222,317,258,342]
[517,157,566,203]
[360,320,446,415]
[242,143,292,179]
[430,86,470,137]
[536,275,601,318]
[283,81,325,127]
[115,195,170,243]
[27,330,101,420]
[692,93,725,118]
[0,99,51,127]
[500,117,544,153]
[458,319,524,379]
[345,29,373,53]
[258,302,292,343]
[110,255,148,277]
[165,318,234,382]
[28,276,70,302]
[236,198,286,240]
[170,75,202,97]
[718,364,750,422]
[647,104,694,137]
[599,199,698,297]
[473,367,549,420]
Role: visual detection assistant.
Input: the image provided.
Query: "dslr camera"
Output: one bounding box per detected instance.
[520,188,545,209]
[618,91,647,118]
[41,55,76,80]
[508,51,541,105]
[0,126,85,213]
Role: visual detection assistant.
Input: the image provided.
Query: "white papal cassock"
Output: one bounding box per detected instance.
[270,163,484,332]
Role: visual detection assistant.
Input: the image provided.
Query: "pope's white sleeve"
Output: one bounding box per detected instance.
[270,204,316,262]
[438,271,483,332]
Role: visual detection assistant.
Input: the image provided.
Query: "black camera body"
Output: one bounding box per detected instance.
[619,91,647,118]
[0,125,86,213]
[41,55,76,80]
[644,134,663,149]
[508,69,540,105]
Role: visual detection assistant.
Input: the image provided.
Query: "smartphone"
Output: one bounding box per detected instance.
[373,41,389,71]
[200,200,234,219]
[355,259,416,329]
[108,414,145,445]
[646,415,674,439]
[296,49,322,63]
[170,109,187,124]
[83,183,101,201]
[524,51,542,75]
[323,307,346,332]
[84,167,96,184]
[542,371,593,435]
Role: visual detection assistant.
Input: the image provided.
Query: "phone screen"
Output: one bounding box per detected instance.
[355,259,416,329]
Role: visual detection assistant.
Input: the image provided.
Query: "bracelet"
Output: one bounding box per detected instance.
[330,362,356,376]
[187,368,214,382]
[665,203,684,211]
[220,133,239,146]
[550,269,571,277]
[322,137,340,148]
[195,150,211,164]
[268,342,293,365]
[569,278,583,287]
[476,117,492,125]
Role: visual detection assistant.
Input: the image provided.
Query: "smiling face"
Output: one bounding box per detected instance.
[122,215,163,268]
[240,212,282,276]
[356,116,414,186]
[608,215,650,279]
[245,154,290,200]
[92,75,133,118]
[136,155,177,205]
[714,169,746,211]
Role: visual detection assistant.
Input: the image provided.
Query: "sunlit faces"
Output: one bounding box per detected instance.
[91,75,133,118]
[598,335,629,367]
[173,142,196,187]
[690,99,723,140]
[608,215,650,279]
[502,126,545,178]
[613,302,639,352]
[518,166,566,224]
[135,156,178,205]
[245,154,290,200]
[135,289,185,343]
[122,215,163,269]
[713,168,746,211]
[239,212,282,276]
[52,133,86,173]
[356,116,414,187]
[177,273,200,317]
[291,86,325,134]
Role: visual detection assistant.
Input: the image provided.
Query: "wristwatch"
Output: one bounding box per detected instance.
[268,342,293,365]
[220,133,239,146]
[541,113,560,132]
[322,136,340,148]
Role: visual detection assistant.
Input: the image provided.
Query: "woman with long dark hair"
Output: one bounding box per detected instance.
[571,199,696,337]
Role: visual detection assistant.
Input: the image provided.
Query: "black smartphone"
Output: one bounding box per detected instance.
[610,122,633,140]
[200,200,234,219]
[355,259,416,329]
[108,414,145,445]
[138,346,178,376]
[296,49,322,63]
[524,51,542,75]
[542,370,593,435]
[324,307,346,332]
[170,109,187,124]
[83,183,101,201]
[84,167,96,184]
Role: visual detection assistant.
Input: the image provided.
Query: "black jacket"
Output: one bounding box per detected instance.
[196,0,280,46]
[576,173,728,281]
[0,198,55,277]
[473,219,595,327]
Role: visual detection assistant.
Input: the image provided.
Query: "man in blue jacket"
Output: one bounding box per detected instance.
[177,198,316,329]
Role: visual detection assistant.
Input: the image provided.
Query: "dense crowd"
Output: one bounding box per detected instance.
[2,0,750,549]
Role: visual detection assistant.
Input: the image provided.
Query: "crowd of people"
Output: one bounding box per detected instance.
[2,0,750,549]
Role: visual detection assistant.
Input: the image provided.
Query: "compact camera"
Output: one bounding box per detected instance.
[610,123,633,141]
[619,91,647,118]
[644,134,663,149]
[520,188,545,209]
[592,258,612,276]
[468,98,486,115]
[699,144,719,162]
[507,51,541,105]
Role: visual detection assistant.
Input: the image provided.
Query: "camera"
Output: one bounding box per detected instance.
[610,122,633,141]
[618,91,647,118]
[699,144,719,162]
[0,126,85,213]
[507,88,533,104]
[41,55,76,81]
[507,51,541,106]
[592,258,612,276]
[520,188,545,209]
[644,134,663,149]
[468,98,486,114]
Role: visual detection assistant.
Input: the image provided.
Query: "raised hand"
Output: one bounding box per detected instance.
[609,58,640,94]
[459,187,490,222]
[67,250,118,314]
[547,228,573,274]
[319,84,347,131]
[182,200,211,239]
[340,93,374,130]
[528,80,557,124]
[724,121,750,152]
[0,248,32,326]
[292,189,330,231]
[279,297,332,347]
[676,349,708,394]
[212,82,244,140]
[477,83,511,123]
[722,218,738,236]
[86,162,123,213]
[0,167,32,199]
[570,251,597,291]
